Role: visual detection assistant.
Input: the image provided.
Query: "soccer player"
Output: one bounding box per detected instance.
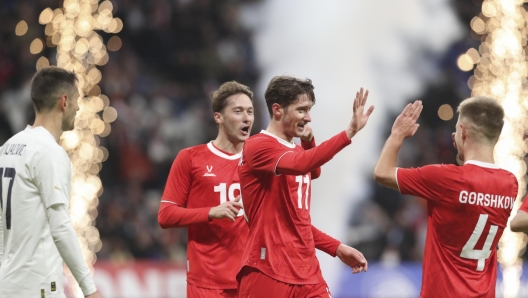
[510,195,528,232]
[158,81,363,298]
[374,97,518,297]
[0,67,101,297]
[237,76,371,298]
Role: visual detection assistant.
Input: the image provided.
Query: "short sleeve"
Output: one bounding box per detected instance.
[244,137,292,174]
[33,149,71,208]
[396,165,452,205]
[161,149,193,206]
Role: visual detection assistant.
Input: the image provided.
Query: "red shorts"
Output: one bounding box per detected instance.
[237,266,332,298]
[187,282,238,298]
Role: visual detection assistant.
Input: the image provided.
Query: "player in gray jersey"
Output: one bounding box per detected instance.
[0,67,101,298]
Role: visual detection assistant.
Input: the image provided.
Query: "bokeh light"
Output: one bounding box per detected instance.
[30,38,44,54]
[15,20,28,36]
[30,0,122,296]
[437,104,453,121]
[469,1,528,297]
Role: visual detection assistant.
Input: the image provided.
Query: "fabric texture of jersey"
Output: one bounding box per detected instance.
[160,142,248,289]
[238,130,350,285]
[0,126,71,298]
[397,160,518,298]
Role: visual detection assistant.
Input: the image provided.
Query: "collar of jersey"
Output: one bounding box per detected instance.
[207,141,242,160]
[260,130,295,148]
[25,125,56,143]
[464,160,499,169]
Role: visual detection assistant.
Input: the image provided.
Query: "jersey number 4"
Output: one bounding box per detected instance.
[460,214,498,271]
[0,167,16,230]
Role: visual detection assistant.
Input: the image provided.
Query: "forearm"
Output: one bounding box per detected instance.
[312,225,341,257]
[510,211,528,232]
[374,134,404,190]
[158,202,210,228]
[47,204,97,296]
[301,138,321,179]
[277,131,350,175]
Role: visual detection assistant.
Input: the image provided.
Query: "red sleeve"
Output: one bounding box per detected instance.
[276,131,351,175]
[301,137,321,179]
[158,149,210,229]
[396,165,451,205]
[312,225,341,257]
[519,195,528,213]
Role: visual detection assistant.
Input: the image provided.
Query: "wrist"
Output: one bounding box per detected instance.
[346,128,357,139]
[388,133,405,143]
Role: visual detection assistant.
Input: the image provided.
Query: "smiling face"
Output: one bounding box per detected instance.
[216,93,254,143]
[280,94,313,139]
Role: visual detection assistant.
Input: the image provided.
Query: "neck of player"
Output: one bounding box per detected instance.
[213,131,244,154]
[266,121,293,143]
[462,141,495,165]
[32,112,63,143]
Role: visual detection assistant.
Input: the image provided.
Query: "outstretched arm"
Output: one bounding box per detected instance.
[277,88,374,176]
[374,101,422,190]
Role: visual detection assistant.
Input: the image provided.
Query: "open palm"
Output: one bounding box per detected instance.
[348,88,374,138]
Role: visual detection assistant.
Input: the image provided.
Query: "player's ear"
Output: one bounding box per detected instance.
[213,112,223,125]
[460,123,467,141]
[271,103,282,119]
[58,94,68,112]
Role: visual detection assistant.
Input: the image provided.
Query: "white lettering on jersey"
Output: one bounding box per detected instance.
[459,190,514,209]
[203,165,216,177]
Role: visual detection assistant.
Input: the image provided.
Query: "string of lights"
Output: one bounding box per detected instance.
[463,0,528,296]
[18,0,121,296]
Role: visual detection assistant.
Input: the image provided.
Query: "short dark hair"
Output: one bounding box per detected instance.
[264,76,315,116]
[211,81,253,113]
[457,96,504,143]
[30,66,78,112]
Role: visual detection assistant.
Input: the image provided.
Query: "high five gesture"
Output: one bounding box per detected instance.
[346,88,375,139]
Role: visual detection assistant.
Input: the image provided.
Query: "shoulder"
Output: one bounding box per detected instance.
[178,143,208,157]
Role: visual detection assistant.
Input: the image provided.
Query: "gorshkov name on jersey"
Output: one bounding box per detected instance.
[459,190,514,209]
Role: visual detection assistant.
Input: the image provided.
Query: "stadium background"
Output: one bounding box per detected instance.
[1,0,527,297]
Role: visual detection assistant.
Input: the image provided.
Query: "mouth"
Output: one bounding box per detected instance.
[296,123,305,131]
[241,126,250,136]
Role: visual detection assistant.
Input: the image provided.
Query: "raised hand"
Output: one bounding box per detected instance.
[346,88,375,139]
[336,244,368,274]
[391,100,422,139]
[300,124,314,142]
[208,195,243,222]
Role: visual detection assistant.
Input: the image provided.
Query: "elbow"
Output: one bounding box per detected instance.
[157,208,171,229]
[373,168,385,184]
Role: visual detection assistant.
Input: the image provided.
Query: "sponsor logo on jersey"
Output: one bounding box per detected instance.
[203,165,216,177]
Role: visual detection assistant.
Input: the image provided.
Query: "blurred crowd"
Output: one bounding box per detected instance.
[0,0,262,265]
[1,0,526,267]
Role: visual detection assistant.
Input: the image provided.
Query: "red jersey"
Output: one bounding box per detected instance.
[397,160,518,298]
[238,130,351,284]
[159,142,247,289]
